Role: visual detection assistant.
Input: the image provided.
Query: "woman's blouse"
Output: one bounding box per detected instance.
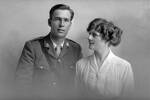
[76,50,134,98]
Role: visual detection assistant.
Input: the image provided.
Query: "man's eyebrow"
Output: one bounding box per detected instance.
[54,16,69,18]
[53,16,60,18]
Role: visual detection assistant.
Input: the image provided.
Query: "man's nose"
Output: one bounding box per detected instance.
[59,20,65,27]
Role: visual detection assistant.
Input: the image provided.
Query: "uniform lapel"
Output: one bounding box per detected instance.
[43,35,70,58]
[43,34,56,58]
[59,39,70,57]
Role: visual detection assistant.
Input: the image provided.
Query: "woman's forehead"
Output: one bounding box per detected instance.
[89,30,100,35]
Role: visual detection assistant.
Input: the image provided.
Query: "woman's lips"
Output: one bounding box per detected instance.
[89,40,94,44]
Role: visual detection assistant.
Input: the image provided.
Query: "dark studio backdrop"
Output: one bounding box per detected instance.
[0,0,150,99]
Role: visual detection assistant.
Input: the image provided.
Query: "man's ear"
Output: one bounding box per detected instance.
[70,21,72,25]
[48,18,51,26]
[69,21,72,27]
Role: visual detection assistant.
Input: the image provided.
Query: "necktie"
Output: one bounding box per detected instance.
[55,46,61,57]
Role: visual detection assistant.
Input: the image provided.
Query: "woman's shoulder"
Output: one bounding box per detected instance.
[109,54,133,79]
[76,55,92,69]
[77,55,91,65]
[111,53,132,73]
[108,50,131,68]
[113,55,131,67]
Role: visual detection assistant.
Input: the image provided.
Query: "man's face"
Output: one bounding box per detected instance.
[50,9,72,39]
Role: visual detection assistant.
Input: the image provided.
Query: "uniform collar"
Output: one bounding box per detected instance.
[50,37,64,49]
[43,33,70,58]
[43,35,70,49]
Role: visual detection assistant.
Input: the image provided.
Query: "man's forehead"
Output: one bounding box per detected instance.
[52,9,71,18]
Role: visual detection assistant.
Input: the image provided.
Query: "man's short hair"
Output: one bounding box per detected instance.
[49,4,74,21]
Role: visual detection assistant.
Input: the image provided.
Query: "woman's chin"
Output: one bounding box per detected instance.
[89,45,94,50]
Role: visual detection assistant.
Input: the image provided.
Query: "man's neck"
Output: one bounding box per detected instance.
[50,34,65,46]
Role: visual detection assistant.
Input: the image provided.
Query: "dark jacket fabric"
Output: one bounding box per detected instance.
[15,34,82,98]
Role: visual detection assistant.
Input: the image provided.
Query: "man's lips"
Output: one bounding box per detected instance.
[58,29,65,32]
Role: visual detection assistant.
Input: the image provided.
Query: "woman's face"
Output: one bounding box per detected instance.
[88,30,106,51]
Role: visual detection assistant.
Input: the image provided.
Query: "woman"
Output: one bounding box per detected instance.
[76,18,134,99]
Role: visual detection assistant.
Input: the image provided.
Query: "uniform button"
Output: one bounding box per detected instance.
[52,82,56,86]
[70,66,73,69]
[48,82,51,86]
[39,66,44,69]
[49,81,56,86]
[57,59,61,63]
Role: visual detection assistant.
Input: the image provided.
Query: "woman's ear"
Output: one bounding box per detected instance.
[48,18,51,26]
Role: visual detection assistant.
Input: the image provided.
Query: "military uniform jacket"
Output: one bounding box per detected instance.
[16,34,82,93]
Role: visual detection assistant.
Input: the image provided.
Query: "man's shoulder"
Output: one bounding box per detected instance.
[66,38,81,48]
[25,35,47,46]
[28,36,44,43]
[22,36,47,50]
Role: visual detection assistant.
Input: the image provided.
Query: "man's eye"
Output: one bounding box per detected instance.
[53,18,59,21]
[64,18,70,22]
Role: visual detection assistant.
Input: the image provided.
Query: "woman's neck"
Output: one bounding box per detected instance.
[94,46,110,64]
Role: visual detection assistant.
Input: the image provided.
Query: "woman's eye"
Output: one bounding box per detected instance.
[93,34,97,37]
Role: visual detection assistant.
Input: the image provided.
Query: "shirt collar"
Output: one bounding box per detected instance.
[50,37,64,49]
[91,48,112,71]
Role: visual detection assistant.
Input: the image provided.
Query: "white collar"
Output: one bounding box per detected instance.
[93,48,112,71]
[50,37,64,48]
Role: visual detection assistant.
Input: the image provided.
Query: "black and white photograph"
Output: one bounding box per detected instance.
[0,0,150,100]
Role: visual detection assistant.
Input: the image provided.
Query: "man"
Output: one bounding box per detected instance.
[15,4,82,98]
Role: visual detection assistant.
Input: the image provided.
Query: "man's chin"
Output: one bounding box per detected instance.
[56,33,67,39]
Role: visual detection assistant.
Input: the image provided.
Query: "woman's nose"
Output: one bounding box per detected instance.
[88,34,93,40]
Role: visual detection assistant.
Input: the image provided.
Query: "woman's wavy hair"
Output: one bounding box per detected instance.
[87,18,123,46]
